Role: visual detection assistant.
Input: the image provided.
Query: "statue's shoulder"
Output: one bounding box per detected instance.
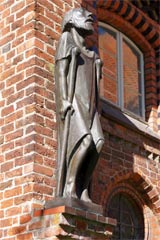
[55,32,74,61]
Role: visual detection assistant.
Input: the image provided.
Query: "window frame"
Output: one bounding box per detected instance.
[99,22,145,120]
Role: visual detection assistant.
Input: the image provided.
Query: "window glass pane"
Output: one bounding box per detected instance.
[98,26,118,104]
[123,39,143,116]
[98,23,144,118]
[107,193,144,240]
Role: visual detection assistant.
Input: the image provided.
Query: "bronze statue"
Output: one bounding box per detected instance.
[55,7,104,202]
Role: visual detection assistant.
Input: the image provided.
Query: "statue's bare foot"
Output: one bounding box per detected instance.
[64,183,78,199]
[81,189,92,203]
[64,190,78,199]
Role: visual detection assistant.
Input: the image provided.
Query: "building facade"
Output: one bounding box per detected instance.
[0,0,159,239]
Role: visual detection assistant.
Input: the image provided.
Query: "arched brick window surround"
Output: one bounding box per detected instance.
[96,0,160,131]
[105,184,150,239]
[101,170,160,214]
[100,170,160,239]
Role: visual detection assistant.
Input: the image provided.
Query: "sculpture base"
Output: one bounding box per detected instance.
[45,197,103,215]
[31,197,117,239]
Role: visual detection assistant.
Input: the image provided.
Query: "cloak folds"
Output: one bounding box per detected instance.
[55,31,104,195]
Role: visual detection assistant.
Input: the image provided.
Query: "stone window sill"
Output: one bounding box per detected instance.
[101,98,160,143]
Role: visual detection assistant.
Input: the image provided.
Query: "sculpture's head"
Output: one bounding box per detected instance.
[62,8,94,35]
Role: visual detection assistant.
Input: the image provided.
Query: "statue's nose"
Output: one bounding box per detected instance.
[85,10,91,15]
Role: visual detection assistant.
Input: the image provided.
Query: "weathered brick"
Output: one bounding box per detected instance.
[29,220,42,230]
[1,105,14,117]
[0,180,12,190]
[16,233,33,240]
[4,186,22,198]
[20,214,32,224]
[1,199,14,209]
[0,218,13,228]
[5,167,22,179]
[1,161,14,173]
[34,164,53,177]
[5,129,23,142]
[8,225,26,235]
[2,43,11,53]
[5,110,23,124]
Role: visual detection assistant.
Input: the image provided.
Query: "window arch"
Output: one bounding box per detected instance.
[98,23,145,119]
[106,193,144,239]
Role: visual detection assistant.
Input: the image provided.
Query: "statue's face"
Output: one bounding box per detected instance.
[72,8,94,33]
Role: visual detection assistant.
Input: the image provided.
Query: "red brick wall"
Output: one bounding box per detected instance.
[91,114,160,238]
[91,1,160,239]
[0,1,43,238]
[0,0,159,239]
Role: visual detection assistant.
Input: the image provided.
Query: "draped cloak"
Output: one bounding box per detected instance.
[55,32,104,193]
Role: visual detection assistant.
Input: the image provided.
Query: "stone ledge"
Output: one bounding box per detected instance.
[101,98,160,142]
[45,197,103,214]
[33,198,117,239]
[43,198,116,226]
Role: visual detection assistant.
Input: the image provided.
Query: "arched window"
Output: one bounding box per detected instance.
[106,193,144,239]
[98,23,145,119]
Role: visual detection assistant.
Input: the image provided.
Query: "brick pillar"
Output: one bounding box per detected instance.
[0,1,45,238]
[0,0,66,238]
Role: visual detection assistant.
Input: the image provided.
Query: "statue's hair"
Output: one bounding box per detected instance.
[62,8,82,32]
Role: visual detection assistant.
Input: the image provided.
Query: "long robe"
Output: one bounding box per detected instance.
[55,31,104,194]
